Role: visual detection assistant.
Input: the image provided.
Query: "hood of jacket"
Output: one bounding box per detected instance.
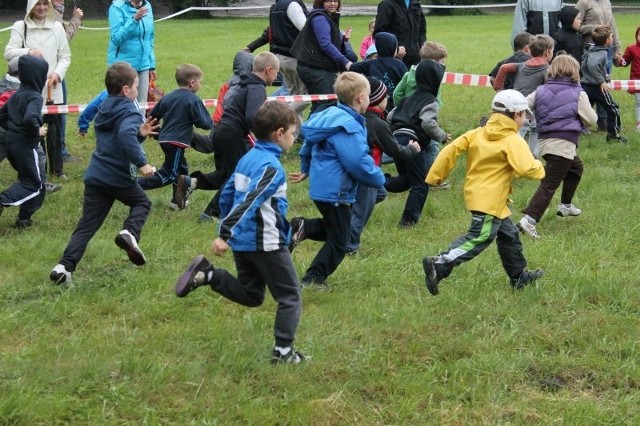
[374,32,398,58]
[24,0,57,27]
[18,54,48,94]
[94,95,142,131]
[301,103,365,146]
[559,6,579,31]
[233,50,254,78]
[483,112,519,141]
[237,71,267,89]
[414,59,445,98]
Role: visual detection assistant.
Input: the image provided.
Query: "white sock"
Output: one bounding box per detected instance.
[275,346,291,355]
[190,177,197,190]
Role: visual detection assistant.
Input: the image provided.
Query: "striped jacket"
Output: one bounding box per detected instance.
[217,141,291,252]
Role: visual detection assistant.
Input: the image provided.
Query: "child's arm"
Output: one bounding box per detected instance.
[493,63,519,91]
[334,135,385,188]
[505,138,545,180]
[139,116,159,138]
[426,133,470,185]
[244,27,269,52]
[419,103,449,143]
[191,97,214,130]
[393,72,409,106]
[577,91,597,128]
[77,90,107,136]
[23,96,44,137]
[371,118,420,160]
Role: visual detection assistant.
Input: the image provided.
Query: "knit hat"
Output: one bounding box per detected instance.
[7,57,19,76]
[367,77,388,107]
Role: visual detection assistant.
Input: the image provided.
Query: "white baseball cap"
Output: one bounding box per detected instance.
[492,89,532,115]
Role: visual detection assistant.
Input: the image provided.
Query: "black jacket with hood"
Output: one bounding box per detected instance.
[0,55,48,146]
[552,6,583,64]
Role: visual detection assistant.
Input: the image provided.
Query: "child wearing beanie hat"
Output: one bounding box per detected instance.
[346,77,421,254]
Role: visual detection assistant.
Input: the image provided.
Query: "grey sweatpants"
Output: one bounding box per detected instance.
[208,247,301,348]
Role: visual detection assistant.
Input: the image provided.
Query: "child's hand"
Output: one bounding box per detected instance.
[76,130,87,137]
[139,117,159,138]
[139,164,155,177]
[408,140,421,153]
[39,125,47,137]
[288,172,307,183]
[444,134,452,143]
[212,238,229,256]
[396,46,406,59]
[343,27,352,40]
[600,82,610,94]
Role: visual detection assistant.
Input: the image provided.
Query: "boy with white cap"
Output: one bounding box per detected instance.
[422,89,546,296]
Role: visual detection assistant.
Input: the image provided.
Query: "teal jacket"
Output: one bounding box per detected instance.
[107,0,156,72]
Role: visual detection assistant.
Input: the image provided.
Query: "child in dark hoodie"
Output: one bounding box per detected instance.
[189,52,279,221]
[552,6,583,64]
[387,59,450,228]
[350,31,407,111]
[0,55,49,228]
[50,62,158,286]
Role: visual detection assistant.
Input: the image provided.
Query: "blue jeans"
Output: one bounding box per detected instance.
[296,64,337,116]
[347,184,387,251]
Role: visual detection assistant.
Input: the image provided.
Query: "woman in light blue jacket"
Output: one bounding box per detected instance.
[107,0,156,104]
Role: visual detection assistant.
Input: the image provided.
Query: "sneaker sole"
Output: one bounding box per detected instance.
[49,270,69,285]
[422,257,439,296]
[175,176,188,210]
[175,255,206,297]
[115,233,146,266]
[556,211,581,217]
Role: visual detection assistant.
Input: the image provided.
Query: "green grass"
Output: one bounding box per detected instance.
[2,14,640,424]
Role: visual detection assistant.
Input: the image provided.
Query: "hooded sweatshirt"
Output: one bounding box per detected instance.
[3,0,71,104]
[427,113,545,219]
[552,6,583,64]
[0,55,48,145]
[84,95,148,189]
[212,51,254,125]
[389,59,447,147]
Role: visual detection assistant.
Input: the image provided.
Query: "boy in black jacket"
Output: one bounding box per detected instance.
[0,55,49,228]
[553,6,583,64]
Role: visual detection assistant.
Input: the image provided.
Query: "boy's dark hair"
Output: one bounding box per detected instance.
[105,62,137,96]
[529,34,554,57]
[175,63,203,86]
[252,101,300,141]
[592,25,613,46]
[513,32,532,51]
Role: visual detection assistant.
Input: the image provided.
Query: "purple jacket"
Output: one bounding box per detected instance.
[534,78,583,144]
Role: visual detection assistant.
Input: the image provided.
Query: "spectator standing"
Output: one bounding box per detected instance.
[374,0,426,67]
[108,0,157,105]
[511,0,561,49]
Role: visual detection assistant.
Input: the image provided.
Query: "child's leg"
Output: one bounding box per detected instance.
[59,185,115,271]
[635,93,640,128]
[0,141,44,220]
[559,155,584,205]
[601,91,622,136]
[138,144,183,190]
[522,154,574,222]
[113,185,152,242]
[302,201,351,283]
[495,217,528,280]
[400,150,429,225]
[348,184,380,252]
[431,213,500,280]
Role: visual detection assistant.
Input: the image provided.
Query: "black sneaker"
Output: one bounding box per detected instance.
[510,269,544,289]
[14,219,33,229]
[50,264,72,285]
[174,175,191,210]
[288,217,305,253]
[422,257,440,296]
[399,219,417,229]
[115,230,146,266]
[175,255,212,297]
[606,133,628,143]
[270,348,306,364]
[300,277,328,290]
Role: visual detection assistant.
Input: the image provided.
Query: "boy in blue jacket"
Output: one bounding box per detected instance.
[138,63,213,210]
[174,101,306,364]
[288,72,386,289]
[50,62,158,285]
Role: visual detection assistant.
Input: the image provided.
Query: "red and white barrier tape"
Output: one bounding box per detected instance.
[40,74,640,115]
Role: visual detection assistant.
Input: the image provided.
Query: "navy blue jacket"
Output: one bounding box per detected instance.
[150,88,213,147]
[84,95,148,188]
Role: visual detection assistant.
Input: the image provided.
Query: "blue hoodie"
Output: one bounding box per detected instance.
[84,95,148,188]
[299,103,385,204]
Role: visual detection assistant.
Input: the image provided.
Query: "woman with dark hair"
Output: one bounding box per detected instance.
[292,0,357,115]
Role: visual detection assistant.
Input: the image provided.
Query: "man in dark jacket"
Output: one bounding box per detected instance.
[374,0,426,67]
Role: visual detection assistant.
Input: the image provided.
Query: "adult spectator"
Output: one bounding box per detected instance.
[374,0,426,67]
[4,0,72,180]
[292,0,357,115]
[107,0,157,104]
[244,0,309,114]
[511,0,562,49]
[52,0,83,162]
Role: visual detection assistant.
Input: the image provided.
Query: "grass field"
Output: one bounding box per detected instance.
[1,13,640,424]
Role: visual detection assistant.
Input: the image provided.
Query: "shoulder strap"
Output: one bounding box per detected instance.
[22,21,27,48]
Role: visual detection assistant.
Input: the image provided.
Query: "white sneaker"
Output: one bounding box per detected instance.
[115,230,146,266]
[50,264,72,285]
[517,216,540,239]
[557,203,581,217]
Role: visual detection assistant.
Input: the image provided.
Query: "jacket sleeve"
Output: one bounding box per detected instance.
[334,133,385,188]
[511,0,528,49]
[287,2,307,31]
[148,12,156,69]
[109,5,138,48]
[246,28,269,52]
[217,172,236,224]
[373,119,417,160]
[4,21,30,61]
[493,63,518,91]
[373,1,394,35]
[0,103,7,128]
[52,23,71,82]
[191,97,214,130]
[245,86,266,130]
[506,136,545,180]
[312,15,350,69]
[298,141,311,174]
[578,91,597,128]
[393,72,409,106]
[426,132,470,185]
[118,114,148,168]
[23,96,44,136]
[419,103,447,143]
[78,91,107,132]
